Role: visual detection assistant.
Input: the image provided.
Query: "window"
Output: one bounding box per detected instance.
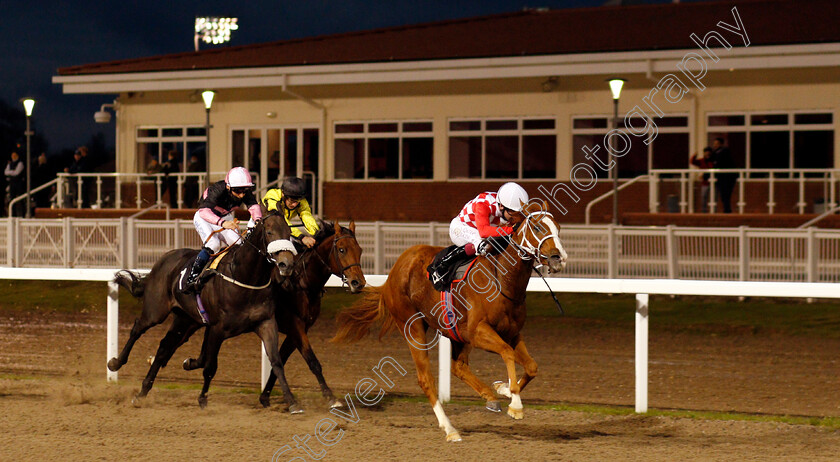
[136,126,206,173]
[333,121,433,180]
[572,115,689,178]
[448,118,556,179]
[707,111,834,174]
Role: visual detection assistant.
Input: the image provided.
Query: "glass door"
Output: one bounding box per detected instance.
[231,126,319,212]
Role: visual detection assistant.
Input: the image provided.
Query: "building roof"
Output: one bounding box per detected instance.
[58,0,839,76]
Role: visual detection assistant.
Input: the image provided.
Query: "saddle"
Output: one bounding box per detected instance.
[427,245,476,292]
[178,249,229,292]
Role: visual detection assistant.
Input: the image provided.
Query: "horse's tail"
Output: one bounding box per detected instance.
[113,270,147,299]
[331,286,396,343]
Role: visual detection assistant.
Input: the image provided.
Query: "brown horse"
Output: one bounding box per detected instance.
[259,221,366,410]
[333,201,567,441]
[110,209,299,409]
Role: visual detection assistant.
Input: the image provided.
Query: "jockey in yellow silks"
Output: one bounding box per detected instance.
[262,177,320,249]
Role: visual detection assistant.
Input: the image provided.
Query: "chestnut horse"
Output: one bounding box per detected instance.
[110,209,299,409]
[333,201,567,442]
[259,221,366,410]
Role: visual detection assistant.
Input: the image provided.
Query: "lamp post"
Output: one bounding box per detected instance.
[607,79,625,225]
[201,90,215,189]
[22,98,35,218]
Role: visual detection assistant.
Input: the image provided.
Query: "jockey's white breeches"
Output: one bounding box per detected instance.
[449,218,483,247]
[193,211,241,253]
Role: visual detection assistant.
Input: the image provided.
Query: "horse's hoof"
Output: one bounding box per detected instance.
[259,395,271,408]
[446,432,462,442]
[328,399,345,409]
[183,358,198,370]
[107,358,122,372]
[131,394,143,408]
[507,406,524,420]
[485,400,502,412]
[198,396,208,409]
[493,381,512,398]
[288,403,304,414]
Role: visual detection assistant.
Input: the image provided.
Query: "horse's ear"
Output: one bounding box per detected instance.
[523,199,548,215]
[349,220,356,234]
[333,221,341,235]
[260,202,268,216]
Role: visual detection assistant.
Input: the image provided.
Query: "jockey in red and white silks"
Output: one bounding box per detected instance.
[449,182,528,250]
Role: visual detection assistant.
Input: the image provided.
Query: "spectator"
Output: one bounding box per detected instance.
[710,137,737,214]
[33,152,53,209]
[4,152,25,216]
[184,154,203,208]
[146,158,163,175]
[690,147,713,213]
[161,150,181,208]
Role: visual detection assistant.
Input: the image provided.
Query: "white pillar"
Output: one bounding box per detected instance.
[107,281,119,382]
[438,336,451,402]
[635,293,649,413]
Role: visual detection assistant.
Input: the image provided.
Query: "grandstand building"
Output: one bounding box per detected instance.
[53,0,840,223]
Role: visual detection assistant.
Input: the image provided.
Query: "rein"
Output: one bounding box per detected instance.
[207,213,293,290]
[490,211,565,314]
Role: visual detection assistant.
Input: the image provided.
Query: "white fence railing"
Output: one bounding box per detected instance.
[2,267,838,414]
[650,168,840,214]
[4,218,840,283]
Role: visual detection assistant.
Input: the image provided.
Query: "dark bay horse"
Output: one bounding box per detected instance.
[110,209,300,409]
[332,201,567,441]
[259,221,366,410]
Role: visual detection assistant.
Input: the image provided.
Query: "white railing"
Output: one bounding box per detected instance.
[4,218,840,283]
[650,168,840,214]
[1,267,837,414]
[54,171,255,210]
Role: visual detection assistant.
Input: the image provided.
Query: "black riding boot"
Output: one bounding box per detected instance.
[182,247,211,294]
[430,245,469,289]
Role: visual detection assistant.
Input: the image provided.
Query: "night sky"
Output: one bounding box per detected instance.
[2,0,703,156]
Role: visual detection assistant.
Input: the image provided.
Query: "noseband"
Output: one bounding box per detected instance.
[509,211,562,269]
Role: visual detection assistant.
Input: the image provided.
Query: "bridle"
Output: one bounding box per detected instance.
[312,230,362,288]
[508,210,563,270]
[492,210,566,313]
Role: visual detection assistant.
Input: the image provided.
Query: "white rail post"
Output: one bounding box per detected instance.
[107,280,119,382]
[666,225,677,279]
[438,336,451,402]
[738,226,749,281]
[63,217,72,267]
[374,221,384,274]
[648,171,658,213]
[6,217,14,266]
[635,293,649,413]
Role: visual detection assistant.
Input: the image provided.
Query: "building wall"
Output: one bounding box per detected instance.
[112,67,840,221]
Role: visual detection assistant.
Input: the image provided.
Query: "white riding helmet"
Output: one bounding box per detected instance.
[225,167,254,188]
[497,182,529,211]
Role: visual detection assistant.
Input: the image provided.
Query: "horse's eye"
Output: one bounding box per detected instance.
[339,248,346,254]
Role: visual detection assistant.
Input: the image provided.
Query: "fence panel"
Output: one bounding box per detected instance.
[5,218,840,283]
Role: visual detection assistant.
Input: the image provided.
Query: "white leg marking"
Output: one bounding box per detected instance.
[510,393,523,410]
[432,402,461,442]
[493,380,512,398]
